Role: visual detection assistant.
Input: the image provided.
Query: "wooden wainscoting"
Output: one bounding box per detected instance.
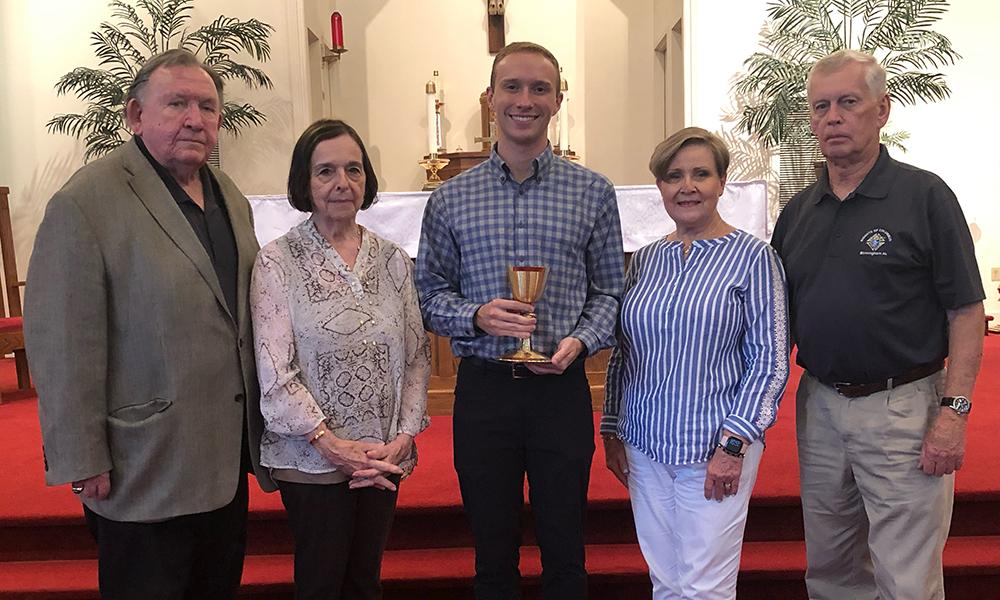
[426,333,611,415]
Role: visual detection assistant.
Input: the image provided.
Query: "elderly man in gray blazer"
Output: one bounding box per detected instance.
[24,49,275,599]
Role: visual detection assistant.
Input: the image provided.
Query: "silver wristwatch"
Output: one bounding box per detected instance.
[940,396,972,416]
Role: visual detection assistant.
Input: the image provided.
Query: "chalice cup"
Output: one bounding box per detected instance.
[498,265,549,363]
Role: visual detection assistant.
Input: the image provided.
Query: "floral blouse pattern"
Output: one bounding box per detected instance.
[250,219,431,476]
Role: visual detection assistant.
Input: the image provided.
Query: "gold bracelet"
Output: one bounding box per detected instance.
[308,429,326,445]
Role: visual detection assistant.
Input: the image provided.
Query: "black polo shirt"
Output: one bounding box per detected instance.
[135,136,239,318]
[771,146,984,384]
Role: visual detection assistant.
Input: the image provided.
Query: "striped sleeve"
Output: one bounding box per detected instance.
[723,245,789,441]
[601,245,644,435]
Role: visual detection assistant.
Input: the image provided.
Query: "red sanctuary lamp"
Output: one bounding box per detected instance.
[323,12,347,63]
[330,12,344,49]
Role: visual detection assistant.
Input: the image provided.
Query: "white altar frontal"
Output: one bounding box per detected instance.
[248,180,768,255]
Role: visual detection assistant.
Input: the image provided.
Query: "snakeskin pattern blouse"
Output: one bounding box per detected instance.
[250,219,430,477]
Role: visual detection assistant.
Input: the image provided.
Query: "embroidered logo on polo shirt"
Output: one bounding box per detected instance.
[859,228,892,256]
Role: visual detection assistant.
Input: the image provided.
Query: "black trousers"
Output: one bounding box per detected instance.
[453,359,595,600]
[83,473,249,600]
[277,477,400,600]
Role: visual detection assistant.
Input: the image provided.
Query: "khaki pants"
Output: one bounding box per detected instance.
[796,371,953,600]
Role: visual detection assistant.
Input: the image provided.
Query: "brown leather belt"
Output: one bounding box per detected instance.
[830,361,944,398]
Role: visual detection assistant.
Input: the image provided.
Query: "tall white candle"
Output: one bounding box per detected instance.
[433,70,444,151]
[559,97,570,151]
[559,73,570,151]
[426,81,437,156]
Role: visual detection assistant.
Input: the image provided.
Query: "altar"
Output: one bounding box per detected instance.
[247,180,769,253]
[247,181,769,414]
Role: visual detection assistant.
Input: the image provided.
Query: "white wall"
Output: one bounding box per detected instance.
[686,0,1000,317]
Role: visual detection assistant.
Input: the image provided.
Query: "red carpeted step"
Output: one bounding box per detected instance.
[3,537,1000,599]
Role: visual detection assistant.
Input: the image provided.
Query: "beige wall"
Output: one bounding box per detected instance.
[0,0,301,277]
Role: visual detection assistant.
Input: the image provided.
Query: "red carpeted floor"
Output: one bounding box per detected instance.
[1,337,999,598]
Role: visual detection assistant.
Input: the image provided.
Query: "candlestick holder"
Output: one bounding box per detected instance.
[419,155,450,191]
[322,46,348,64]
[555,147,579,162]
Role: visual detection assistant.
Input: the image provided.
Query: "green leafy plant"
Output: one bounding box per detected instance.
[734,0,961,148]
[47,0,275,162]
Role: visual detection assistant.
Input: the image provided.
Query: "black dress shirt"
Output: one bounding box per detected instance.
[135,136,239,318]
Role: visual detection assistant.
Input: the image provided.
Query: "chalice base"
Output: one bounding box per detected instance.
[497,347,550,363]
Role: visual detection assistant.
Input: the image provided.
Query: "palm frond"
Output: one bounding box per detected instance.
[47,104,126,142]
[50,0,274,158]
[880,129,910,152]
[206,60,273,90]
[732,0,959,146]
[221,102,267,133]
[109,0,156,54]
[886,71,951,105]
[184,16,274,62]
[83,130,129,162]
[91,24,145,81]
[53,67,127,107]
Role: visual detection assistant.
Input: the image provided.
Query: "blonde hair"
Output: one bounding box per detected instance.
[649,127,730,180]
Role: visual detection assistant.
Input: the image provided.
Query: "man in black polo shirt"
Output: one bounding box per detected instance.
[771,49,985,599]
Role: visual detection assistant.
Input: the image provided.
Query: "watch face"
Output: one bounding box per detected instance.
[942,396,972,415]
[725,437,744,453]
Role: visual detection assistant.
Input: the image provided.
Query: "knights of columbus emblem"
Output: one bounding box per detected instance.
[859,228,892,256]
[866,233,886,251]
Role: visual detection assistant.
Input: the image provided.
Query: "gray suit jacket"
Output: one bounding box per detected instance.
[25,138,277,523]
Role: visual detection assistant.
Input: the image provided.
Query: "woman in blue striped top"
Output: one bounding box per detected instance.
[601,127,789,599]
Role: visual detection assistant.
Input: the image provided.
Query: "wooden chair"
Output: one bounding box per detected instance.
[0,187,31,401]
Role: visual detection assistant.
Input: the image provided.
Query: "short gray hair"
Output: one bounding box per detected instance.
[125,49,225,108]
[808,49,887,98]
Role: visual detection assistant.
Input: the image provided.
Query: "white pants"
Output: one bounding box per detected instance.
[626,442,764,600]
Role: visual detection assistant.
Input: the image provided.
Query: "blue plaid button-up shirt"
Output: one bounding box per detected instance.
[416,145,625,359]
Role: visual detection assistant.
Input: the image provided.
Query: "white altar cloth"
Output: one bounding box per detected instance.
[248,180,767,255]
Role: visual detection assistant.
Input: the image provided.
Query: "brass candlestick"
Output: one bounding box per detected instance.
[498,265,550,363]
[419,155,450,190]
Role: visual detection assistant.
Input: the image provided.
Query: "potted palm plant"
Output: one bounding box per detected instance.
[733,0,960,206]
[47,0,275,162]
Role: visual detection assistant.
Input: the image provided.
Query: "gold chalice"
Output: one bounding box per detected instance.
[498,265,549,363]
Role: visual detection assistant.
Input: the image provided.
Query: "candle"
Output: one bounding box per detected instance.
[331,12,344,49]
[559,74,570,151]
[433,70,444,151]
[426,81,438,156]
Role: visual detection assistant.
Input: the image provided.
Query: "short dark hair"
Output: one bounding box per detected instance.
[287,119,379,213]
[125,49,224,108]
[489,41,561,90]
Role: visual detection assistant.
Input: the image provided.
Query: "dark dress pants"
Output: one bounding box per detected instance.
[453,359,595,600]
[278,477,400,600]
[83,473,249,600]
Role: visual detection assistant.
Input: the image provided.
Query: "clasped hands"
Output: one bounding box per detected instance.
[474,298,583,374]
[309,426,411,492]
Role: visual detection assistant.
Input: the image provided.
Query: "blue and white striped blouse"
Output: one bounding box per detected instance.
[601,229,789,465]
